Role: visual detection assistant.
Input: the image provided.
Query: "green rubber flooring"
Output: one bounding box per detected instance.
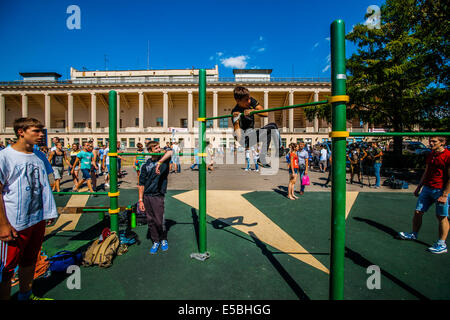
[20,191,450,300]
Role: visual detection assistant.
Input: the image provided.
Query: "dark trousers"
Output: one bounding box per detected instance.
[244,122,280,164]
[90,166,97,189]
[143,195,167,243]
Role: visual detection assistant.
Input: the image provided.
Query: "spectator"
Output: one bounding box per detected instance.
[190,147,199,170]
[398,136,449,254]
[368,141,383,188]
[71,142,95,193]
[245,148,251,172]
[69,143,81,190]
[207,142,215,172]
[0,117,57,300]
[252,146,260,172]
[287,143,299,200]
[138,141,173,255]
[134,143,146,183]
[171,141,181,173]
[320,145,328,173]
[297,142,309,195]
[348,146,367,186]
[47,142,70,192]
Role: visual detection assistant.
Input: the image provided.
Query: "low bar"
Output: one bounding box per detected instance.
[120,153,196,156]
[350,132,450,137]
[53,191,108,196]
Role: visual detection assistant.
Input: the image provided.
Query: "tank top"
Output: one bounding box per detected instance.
[290,152,299,169]
[51,150,65,167]
[136,150,146,164]
[70,150,80,166]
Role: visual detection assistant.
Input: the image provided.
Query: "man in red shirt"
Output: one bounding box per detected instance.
[398,137,450,254]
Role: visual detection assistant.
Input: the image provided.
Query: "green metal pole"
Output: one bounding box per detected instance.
[198,69,207,253]
[329,19,347,300]
[108,90,119,233]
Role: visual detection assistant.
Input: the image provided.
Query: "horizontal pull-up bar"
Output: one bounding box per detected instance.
[349,132,450,137]
[120,152,196,156]
[53,191,108,196]
[204,100,329,121]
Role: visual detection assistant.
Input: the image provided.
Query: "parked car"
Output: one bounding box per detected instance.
[389,141,431,155]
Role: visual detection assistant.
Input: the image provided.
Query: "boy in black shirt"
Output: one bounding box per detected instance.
[138,141,173,254]
[231,86,281,168]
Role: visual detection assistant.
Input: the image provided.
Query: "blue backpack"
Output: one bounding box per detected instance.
[48,250,82,272]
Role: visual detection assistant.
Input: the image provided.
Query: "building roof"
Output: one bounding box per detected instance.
[233,69,273,75]
[19,72,62,78]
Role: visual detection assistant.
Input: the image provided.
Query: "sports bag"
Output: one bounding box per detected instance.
[82,231,119,268]
[48,250,82,272]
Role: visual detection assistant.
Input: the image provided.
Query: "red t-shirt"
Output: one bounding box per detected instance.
[290,152,299,169]
[423,148,450,189]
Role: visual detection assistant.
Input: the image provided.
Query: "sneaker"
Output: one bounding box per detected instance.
[428,242,447,254]
[150,242,160,254]
[398,232,417,240]
[245,168,249,171]
[29,293,54,300]
[105,183,110,187]
[161,240,168,251]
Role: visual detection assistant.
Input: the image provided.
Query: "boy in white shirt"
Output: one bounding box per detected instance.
[0,118,58,300]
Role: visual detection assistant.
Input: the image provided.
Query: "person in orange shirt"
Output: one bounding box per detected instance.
[287,143,299,200]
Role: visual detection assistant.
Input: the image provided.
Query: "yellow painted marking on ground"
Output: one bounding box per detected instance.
[45,214,82,236]
[346,192,359,220]
[173,190,329,274]
[47,187,91,235]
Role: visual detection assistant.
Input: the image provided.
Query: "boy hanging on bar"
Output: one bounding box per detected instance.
[138,141,173,255]
[0,118,58,300]
[231,86,282,169]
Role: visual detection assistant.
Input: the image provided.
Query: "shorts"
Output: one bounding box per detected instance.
[52,166,64,180]
[289,168,299,175]
[0,221,46,281]
[81,168,91,180]
[416,186,449,217]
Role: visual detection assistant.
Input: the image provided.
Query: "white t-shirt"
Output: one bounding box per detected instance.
[252,148,259,160]
[297,149,309,165]
[0,146,58,231]
[104,148,110,165]
[320,149,328,161]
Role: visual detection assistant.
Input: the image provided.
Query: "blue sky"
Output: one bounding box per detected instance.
[0,0,384,80]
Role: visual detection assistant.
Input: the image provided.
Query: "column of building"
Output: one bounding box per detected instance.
[0,94,5,133]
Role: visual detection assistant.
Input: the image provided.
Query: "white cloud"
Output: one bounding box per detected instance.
[257,47,266,52]
[259,36,264,41]
[326,54,331,63]
[313,42,319,49]
[209,56,214,61]
[322,64,331,73]
[325,37,330,41]
[220,55,249,69]
[217,52,223,57]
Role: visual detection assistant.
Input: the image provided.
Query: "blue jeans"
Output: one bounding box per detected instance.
[416,186,449,217]
[254,160,259,170]
[246,158,251,170]
[299,167,306,192]
[374,163,381,187]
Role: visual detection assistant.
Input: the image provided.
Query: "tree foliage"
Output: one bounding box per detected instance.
[305,0,449,137]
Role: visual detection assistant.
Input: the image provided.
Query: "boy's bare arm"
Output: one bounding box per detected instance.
[254,104,268,117]
[0,182,17,241]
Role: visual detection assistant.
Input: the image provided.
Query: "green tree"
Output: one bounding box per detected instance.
[305,0,449,157]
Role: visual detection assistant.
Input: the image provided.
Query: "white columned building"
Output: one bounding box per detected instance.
[21,93,28,117]
[67,92,73,133]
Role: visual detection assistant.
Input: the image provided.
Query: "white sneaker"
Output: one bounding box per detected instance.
[245,168,249,171]
[105,183,110,187]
